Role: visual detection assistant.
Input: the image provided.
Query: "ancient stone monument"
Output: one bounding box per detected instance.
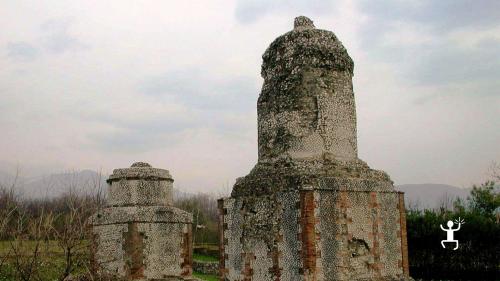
[90,162,195,281]
[218,17,410,281]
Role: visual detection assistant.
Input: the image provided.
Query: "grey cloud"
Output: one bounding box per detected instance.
[88,110,253,153]
[235,0,336,24]
[84,112,198,153]
[5,19,87,61]
[40,19,88,54]
[358,0,500,53]
[235,1,272,24]
[90,128,181,153]
[6,42,39,61]
[139,69,258,112]
[411,39,500,87]
[86,69,260,153]
[357,0,500,98]
[359,0,500,33]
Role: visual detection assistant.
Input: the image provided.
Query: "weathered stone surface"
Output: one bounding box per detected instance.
[90,162,195,281]
[106,163,174,206]
[231,157,392,197]
[259,15,356,163]
[220,16,411,281]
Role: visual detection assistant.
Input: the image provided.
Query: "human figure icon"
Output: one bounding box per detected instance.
[440,217,464,250]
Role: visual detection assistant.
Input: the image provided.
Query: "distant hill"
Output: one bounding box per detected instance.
[396,184,471,210]
[1,170,474,207]
[0,170,107,198]
[0,169,193,200]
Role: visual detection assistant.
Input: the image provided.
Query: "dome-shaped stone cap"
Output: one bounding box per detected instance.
[130,161,151,167]
[107,162,173,183]
[261,16,354,79]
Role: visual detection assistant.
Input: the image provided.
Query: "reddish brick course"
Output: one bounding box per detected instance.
[369,192,383,278]
[217,199,227,280]
[181,226,193,277]
[398,193,410,277]
[300,190,317,281]
[268,247,282,281]
[122,222,145,280]
[242,252,254,281]
[89,231,99,275]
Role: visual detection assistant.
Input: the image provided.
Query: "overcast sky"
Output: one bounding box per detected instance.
[1,0,499,193]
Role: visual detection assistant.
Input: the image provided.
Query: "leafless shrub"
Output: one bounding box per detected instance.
[0,170,106,281]
[488,161,500,182]
[175,193,218,245]
[7,207,53,281]
[437,192,455,213]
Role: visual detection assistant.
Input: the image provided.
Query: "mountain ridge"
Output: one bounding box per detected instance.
[1,170,473,208]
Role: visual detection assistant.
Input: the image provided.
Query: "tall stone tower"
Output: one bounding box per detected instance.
[90,162,195,281]
[219,17,410,281]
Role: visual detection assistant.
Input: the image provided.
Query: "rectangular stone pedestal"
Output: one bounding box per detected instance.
[218,179,409,281]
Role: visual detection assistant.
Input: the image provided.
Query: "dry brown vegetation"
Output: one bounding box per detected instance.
[0,172,105,281]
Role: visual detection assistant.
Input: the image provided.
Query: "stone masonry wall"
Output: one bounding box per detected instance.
[219,181,409,281]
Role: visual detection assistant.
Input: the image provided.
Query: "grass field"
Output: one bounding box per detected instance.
[1,240,219,280]
[193,271,219,281]
[193,252,218,262]
[0,254,87,281]
[0,240,70,255]
[0,240,89,280]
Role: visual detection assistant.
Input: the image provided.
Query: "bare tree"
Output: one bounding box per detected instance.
[50,171,106,281]
[50,194,90,280]
[437,192,455,213]
[488,161,500,182]
[0,172,22,274]
[0,169,107,281]
[7,205,53,281]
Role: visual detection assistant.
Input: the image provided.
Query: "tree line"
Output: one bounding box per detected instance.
[406,180,499,280]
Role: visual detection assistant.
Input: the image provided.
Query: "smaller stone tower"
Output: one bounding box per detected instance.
[90,162,194,281]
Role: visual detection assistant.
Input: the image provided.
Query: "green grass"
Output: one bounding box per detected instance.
[0,240,88,256]
[0,240,62,255]
[193,253,218,262]
[0,240,89,281]
[0,255,76,281]
[193,271,219,281]
[1,241,219,280]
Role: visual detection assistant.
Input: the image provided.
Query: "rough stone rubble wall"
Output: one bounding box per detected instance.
[219,185,409,281]
[107,179,174,207]
[257,18,357,163]
[92,221,192,280]
[258,69,357,162]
